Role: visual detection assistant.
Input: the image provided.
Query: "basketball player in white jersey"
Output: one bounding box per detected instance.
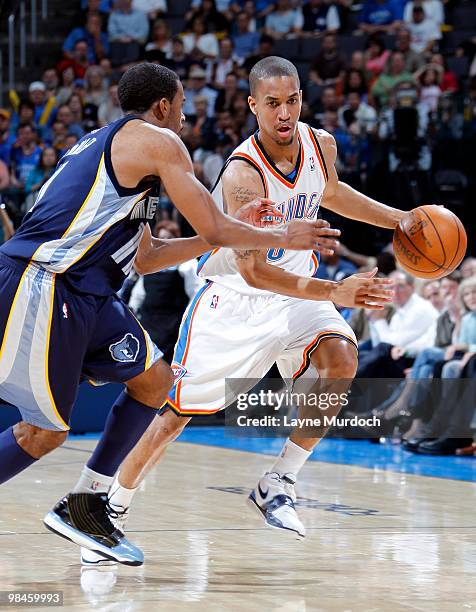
[81,57,405,562]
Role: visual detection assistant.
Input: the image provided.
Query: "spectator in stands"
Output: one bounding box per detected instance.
[55,105,85,140]
[183,65,218,118]
[372,51,414,107]
[42,69,60,100]
[365,35,391,80]
[63,12,109,64]
[241,0,258,31]
[309,33,346,87]
[182,15,219,60]
[417,67,441,113]
[404,0,444,26]
[359,0,401,35]
[10,124,43,191]
[342,68,369,98]
[56,66,75,106]
[48,120,68,152]
[241,34,274,74]
[314,85,340,122]
[208,38,242,88]
[145,19,173,56]
[68,93,88,132]
[215,72,240,112]
[357,270,439,378]
[108,0,150,65]
[394,27,425,72]
[0,110,15,166]
[190,94,217,150]
[132,0,167,21]
[0,160,10,191]
[300,0,341,36]
[426,53,458,93]
[24,146,58,199]
[28,82,56,134]
[98,83,124,126]
[316,250,357,282]
[84,66,108,107]
[186,0,230,35]
[461,258,476,279]
[421,279,445,312]
[57,40,92,79]
[232,12,260,59]
[0,202,14,244]
[350,50,366,72]
[264,0,303,39]
[407,4,441,54]
[338,91,378,134]
[168,37,192,81]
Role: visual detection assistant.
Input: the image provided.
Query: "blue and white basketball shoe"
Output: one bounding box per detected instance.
[80,501,130,566]
[248,472,305,539]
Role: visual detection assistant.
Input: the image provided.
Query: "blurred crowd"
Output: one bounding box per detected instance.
[0,0,475,455]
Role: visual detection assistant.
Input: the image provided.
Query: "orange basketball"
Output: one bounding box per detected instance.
[393,205,467,279]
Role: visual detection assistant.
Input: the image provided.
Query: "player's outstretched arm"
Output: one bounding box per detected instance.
[316,129,406,229]
[149,127,325,251]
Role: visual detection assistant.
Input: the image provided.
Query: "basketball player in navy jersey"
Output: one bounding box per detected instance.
[76,57,407,564]
[0,63,345,565]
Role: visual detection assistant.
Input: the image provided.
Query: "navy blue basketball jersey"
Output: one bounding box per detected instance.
[1,115,159,295]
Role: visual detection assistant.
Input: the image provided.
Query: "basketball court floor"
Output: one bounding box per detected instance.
[0,428,474,611]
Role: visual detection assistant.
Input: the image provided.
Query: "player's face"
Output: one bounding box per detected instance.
[249,76,302,147]
[165,81,186,135]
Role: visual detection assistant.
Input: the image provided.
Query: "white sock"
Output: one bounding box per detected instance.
[269,439,312,478]
[108,474,138,509]
[73,466,114,494]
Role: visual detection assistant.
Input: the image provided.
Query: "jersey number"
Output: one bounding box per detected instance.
[267,248,285,262]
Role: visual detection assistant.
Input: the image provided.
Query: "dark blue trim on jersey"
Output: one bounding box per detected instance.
[104,114,149,197]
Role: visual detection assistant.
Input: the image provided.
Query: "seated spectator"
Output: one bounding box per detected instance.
[57,40,92,79]
[190,94,217,150]
[183,65,218,118]
[264,0,303,39]
[186,0,230,35]
[417,67,441,113]
[55,105,85,140]
[309,33,346,87]
[182,15,219,60]
[425,54,458,93]
[357,270,439,378]
[215,72,240,112]
[0,159,10,191]
[338,91,378,134]
[98,83,124,126]
[70,90,98,133]
[232,12,260,59]
[145,19,173,56]
[314,85,339,122]
[49,120,69,153]
[0,202,14,244]
[365,35,391,80]
[28,81,57,134]
[63,133,79,154]
[300,0,341,36]
[108,0,150,66]
[132,0,167,21]
[420,279,445,312]
[63,12,109,64]
[24,146,58,205]
[241,0,258,31]
[84,66,108,107]
[316,251,357,282]
[241,34,274,74]
[407,4,441,55]
[394,26,425,73]
[342,68,368,98]
[167,37,192,82]
[56,66,76,106]
[359,0,401,35]
[10,123,43,191]
[404,0,444,26]
[0,109,16,166]
[461,258,476,279]
[350,50,366,72]
[371,51,414,108]
[42,69,60,100]
[208,38,242,88]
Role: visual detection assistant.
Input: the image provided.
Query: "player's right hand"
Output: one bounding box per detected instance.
[331,268,394,309]
[284,219,341,254]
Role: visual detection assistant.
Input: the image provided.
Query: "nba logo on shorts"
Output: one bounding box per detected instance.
[172,363,187,383]
[210,295,219,309]
[309,156,316,171]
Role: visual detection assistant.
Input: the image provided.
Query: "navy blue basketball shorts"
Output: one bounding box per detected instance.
[0,254,162,431]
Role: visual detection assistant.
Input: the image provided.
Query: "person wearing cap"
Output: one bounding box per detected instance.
[183,65,218,118]
[407,3,441,54]
[28,81,57,133]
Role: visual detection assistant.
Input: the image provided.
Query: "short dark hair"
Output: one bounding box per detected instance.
[118,62,180,114]
[249,56,299,97]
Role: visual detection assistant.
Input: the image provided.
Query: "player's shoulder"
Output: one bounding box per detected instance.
[222,156,262,186]
[306,126,336,150]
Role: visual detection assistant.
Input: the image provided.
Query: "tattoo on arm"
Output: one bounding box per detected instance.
[234,249,259,260]
[231,185,259,204]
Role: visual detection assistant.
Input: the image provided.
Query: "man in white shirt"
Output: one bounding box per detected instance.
[407,5,441,54]
[358,270,439,377]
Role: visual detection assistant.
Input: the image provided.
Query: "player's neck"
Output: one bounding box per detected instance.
[257,129,300,166]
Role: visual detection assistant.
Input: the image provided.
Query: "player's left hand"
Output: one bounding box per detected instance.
[235,198,283,227]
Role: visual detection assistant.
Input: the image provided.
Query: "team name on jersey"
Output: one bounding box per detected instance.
[130,196,159,221]
[64,137,97,157]
[273,192,322,223]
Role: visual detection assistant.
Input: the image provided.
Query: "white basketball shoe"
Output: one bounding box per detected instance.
[248,472,305,539]
[80,501,130,566]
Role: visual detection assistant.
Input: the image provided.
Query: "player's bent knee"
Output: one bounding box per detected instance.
[126,359,174,408]
[13,422,68,459]
[315,339,358,379]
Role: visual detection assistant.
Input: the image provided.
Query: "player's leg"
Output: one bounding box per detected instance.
[249,300,358,538]
[44,294,172,566]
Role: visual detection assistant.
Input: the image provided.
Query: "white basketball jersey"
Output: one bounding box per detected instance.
[197,122,329,296]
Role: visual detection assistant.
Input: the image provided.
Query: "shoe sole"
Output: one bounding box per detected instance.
[246,493,305,540]
[43,512,143,567]
[81,554,117,567]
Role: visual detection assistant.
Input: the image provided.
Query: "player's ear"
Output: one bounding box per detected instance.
[153,98,169,121]
[248,95,257,116]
